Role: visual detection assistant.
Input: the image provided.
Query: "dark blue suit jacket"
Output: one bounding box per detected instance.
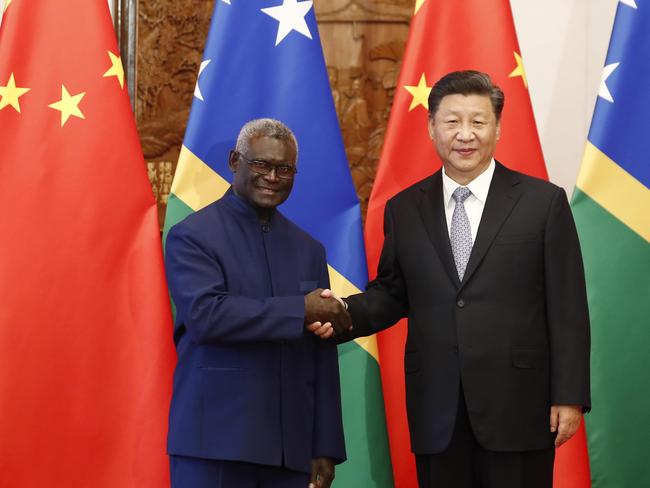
[165,190,346,473]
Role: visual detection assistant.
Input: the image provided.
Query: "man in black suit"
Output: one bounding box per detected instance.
[319,71,591,487]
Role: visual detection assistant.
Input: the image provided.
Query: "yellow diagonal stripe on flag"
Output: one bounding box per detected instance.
[328,265,380,362]
[172,145,230,211]
[576,142,650,242]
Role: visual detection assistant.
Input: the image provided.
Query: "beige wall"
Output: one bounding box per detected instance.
[108,0,116,20]
[511,0,618,194]
[0,0,619,194]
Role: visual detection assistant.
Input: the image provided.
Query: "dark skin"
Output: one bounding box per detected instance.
[305,288,352,336]
[229,134,348,483]
[228,135,296,222]
[310,457,335,488]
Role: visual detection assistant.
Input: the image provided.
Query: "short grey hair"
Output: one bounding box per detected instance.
[235,118,299,159]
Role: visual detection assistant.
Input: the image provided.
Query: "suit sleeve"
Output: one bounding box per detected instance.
[165,224,305,344]
[342,200,408,340]
[544,187,591,411]
[312,250,346,463]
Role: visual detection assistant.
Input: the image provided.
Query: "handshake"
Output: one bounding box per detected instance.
[304,288,352,339]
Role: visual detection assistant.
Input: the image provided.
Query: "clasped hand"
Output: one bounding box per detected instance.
[304,288,351,339]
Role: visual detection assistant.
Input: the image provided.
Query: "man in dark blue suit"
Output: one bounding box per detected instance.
[165,119,350,488]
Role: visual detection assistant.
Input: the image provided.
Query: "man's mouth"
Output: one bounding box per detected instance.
[455,148,476,156]
[257,187,279,195]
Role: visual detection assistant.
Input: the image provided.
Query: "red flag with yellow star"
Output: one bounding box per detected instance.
[0,1,175,486]
[367,1,590,487]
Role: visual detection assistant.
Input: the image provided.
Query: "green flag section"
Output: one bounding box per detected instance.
[571,2,650,487]
[163,2,393,486]
[572,189,650,487]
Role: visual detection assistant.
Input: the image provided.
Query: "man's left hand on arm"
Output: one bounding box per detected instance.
[309,457,335,488]
[550,404,583,447]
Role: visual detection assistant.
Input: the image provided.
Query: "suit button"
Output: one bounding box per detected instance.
[457,299,465,308]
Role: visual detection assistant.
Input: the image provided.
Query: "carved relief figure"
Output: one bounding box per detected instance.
[341,76,372,159]
[328,66,342,119]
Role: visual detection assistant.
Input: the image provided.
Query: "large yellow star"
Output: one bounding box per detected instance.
[103,51,124,88]
[0,73,30,113]
[404,73,432,112]
[509,51,528,88]
[48,85,86,127]
[414,0,425,15]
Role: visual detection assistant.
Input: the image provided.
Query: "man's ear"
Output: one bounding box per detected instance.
[427,117,435,140]
[228,150,239,172]
[496,121,501,140]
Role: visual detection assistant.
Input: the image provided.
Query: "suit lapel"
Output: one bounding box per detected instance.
[461,162,522,287]
[418,171,461,287]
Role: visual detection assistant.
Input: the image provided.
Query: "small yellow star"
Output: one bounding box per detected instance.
[404,73,432,112]
[0,73,30,113]
[414,0,425,15]
[509,51,528,88]
[48,85,86,127]
[103,51,124,89]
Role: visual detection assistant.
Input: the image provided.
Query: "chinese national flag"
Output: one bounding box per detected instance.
[367,1,590,487]
[0,1,175,486]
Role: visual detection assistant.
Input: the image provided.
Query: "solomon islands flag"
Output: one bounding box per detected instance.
[571,1,650,486]
[163,1,394,486]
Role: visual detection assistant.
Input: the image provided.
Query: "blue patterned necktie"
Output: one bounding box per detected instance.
[451,187,473,281]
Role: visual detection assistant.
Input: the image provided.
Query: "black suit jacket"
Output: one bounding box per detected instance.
[345,162,590,454]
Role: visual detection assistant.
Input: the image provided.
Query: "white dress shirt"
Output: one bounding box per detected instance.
[441,159,496,244]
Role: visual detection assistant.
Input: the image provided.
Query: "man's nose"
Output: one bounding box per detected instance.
[263,167,279,181]
[456,124,475,141]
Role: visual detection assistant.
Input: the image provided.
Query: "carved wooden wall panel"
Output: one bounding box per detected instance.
[131,0,415,227]
[315,0,413,219]
[135,0,213,228]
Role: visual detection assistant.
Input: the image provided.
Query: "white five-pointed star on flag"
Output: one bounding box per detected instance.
[221,0,231,4]
[194,60,211,101]
[261,0,313,46]
[599,62,620,103]
[619,0,637,8]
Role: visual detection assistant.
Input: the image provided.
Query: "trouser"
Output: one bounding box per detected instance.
[415,388,555,488]
[170,455,310,488]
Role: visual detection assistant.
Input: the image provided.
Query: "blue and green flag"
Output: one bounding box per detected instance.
[571,1,650,486]
[163,1,393,486]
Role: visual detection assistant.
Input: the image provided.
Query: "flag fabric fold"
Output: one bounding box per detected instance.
[0,1,175,486]
[163,1,393,486]
[572,2,650,487]
[366,1,589,486]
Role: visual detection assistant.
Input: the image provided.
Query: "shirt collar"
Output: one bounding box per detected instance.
[222,187,279,225]
[442,158,495,206]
